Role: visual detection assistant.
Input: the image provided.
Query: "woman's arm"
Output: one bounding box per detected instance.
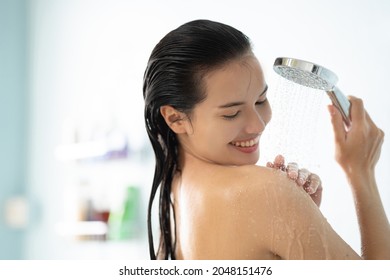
[328,96,390,259]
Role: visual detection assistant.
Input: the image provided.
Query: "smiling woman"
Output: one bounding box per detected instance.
[166,53,271,166]
[143,19,390,260]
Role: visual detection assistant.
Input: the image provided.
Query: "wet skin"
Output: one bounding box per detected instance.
[161,53,361,259]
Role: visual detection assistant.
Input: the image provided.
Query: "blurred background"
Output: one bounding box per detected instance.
[1,0,389,259]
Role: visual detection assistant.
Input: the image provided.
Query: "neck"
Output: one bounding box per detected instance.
[177,146,216,173]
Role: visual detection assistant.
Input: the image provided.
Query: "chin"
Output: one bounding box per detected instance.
[246,158,259,165]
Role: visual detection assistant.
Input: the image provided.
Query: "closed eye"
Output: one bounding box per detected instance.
[255,98,268,106]
[256,85,268,106]
[223,111,240,120]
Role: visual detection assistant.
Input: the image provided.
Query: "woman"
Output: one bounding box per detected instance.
[143,19,390,259]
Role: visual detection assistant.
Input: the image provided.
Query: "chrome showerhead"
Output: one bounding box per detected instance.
[273,57,351,126]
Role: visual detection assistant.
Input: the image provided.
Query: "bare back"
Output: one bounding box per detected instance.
[171,161,360,259]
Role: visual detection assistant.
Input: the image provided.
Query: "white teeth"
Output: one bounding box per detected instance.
[232,137,259,148]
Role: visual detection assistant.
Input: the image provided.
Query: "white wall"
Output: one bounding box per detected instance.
[26,0,390,258]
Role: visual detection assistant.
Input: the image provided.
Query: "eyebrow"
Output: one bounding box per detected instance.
[218,84,268,109]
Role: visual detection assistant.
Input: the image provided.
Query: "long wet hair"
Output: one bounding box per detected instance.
[143,19,252,259]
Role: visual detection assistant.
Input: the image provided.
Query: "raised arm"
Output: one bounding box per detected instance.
[328,96,390,259]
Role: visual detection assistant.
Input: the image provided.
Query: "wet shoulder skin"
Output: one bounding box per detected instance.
[173,164,360,259]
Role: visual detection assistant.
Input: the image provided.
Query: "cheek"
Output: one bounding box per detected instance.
[202,122,237,145]
[191,120,239,154]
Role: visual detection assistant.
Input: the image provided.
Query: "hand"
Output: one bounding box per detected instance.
[328,96,384,177]
[267,154,323,207]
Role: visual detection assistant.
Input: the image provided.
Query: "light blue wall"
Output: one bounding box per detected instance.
[0,0,27,259]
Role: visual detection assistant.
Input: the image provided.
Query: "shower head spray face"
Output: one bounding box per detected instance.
[273,57,338,90]
[273,57,351,126]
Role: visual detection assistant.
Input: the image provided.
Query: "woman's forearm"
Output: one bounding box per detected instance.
[348,172,390,259]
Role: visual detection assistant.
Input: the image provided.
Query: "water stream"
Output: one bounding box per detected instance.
[261,77,327,171]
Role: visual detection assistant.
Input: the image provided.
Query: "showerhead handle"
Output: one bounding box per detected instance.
[327,87,351,127]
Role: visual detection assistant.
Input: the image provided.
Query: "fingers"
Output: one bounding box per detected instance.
[286,162,298,180]
[267,156,315,188]
[310,184,323,207]
[267,154,285,170]
[304,173,321,195]
[273,154,285,170]
[329,95,365,134]
[296,168,310,186]
[290,165,322,195]
[266,155,323,204]
[348,96,365,124]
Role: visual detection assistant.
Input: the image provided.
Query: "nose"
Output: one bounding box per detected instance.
[244,109,266,134]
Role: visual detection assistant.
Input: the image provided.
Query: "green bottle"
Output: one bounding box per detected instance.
[108,186,140,240]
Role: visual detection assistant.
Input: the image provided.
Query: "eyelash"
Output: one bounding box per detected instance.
[223,111,240,120]
[223,99,267,120]
[256,99,267,106]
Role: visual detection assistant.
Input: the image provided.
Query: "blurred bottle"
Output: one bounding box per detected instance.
[108,186,140,240]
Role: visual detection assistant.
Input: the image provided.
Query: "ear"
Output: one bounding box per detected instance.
[160,105,188,134]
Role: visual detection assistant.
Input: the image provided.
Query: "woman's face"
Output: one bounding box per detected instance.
[179,53,272,166]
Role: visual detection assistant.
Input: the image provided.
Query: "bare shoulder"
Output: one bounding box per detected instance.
[207,164,361,259]
[216,164,309,218]
[177,163,360,259]
[201,164,303,210]
[214,164,298,197]
[177,164,297,259]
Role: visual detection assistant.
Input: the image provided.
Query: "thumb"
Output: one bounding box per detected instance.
[328,104,346,144]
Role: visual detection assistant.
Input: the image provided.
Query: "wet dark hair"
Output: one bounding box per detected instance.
[143,19,252,259]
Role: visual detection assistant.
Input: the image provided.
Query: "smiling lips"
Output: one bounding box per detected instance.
[230,136,260,153]
[231,135,260,148]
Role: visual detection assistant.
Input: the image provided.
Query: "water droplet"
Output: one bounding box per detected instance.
[261,77,326,169]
